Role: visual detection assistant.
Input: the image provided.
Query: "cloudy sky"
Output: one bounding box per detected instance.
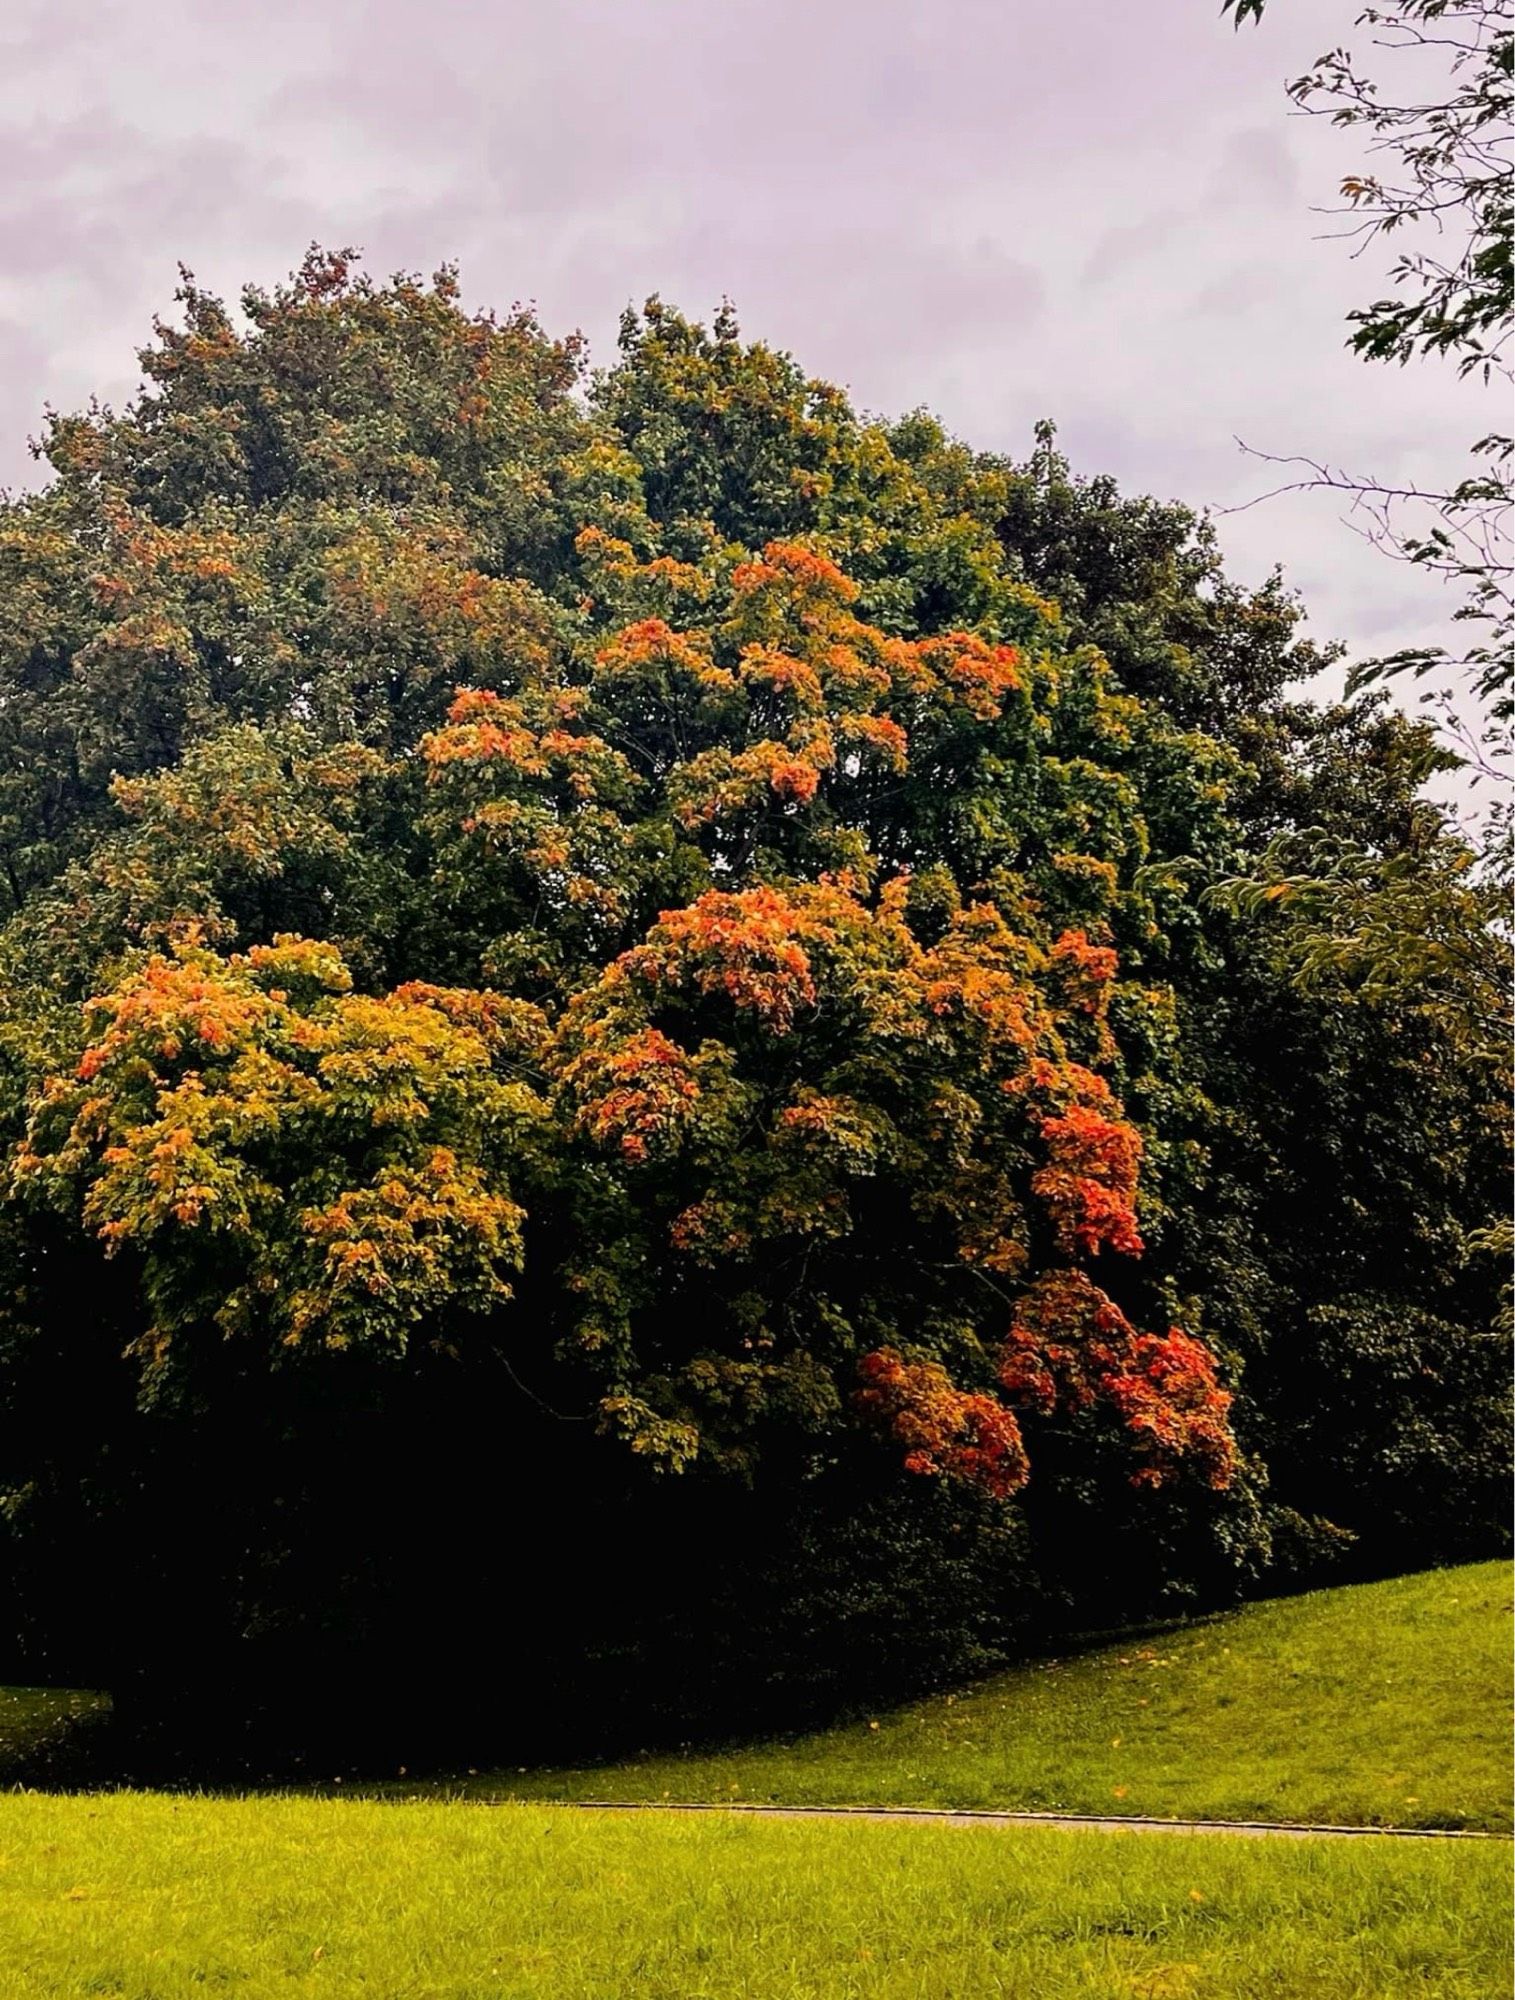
[0,0,1490,679]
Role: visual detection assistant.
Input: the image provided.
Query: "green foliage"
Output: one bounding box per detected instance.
[0,254,1504,1750]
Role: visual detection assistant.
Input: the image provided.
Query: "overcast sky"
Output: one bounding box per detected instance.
[0,0,1492,680]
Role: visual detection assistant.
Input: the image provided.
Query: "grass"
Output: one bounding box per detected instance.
[465,1561,1514,1832]
[0,1791,1507,2000]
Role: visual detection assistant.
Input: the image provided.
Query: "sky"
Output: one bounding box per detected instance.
[0,0,1493,682]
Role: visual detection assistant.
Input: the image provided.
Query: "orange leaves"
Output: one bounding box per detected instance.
[1029,1066,1145,1258]
[855,1349,1030,1500]
[592,616,732,698]
[837,710,909,772]
[914,632,1023,721]
[767,751,823,804]
[1000,1270,1237,1491]
[730,542,859,610]
[422,689,545,773]
[75,949,283,1080]
[20,935,545,1375]
[627,886,821,1033]
[1049,928,1119,1014]
[422,689,628,800]
[669,737,831,827]
[421,686,637,939]
[736,644,825,711]
[564,1024,701,1162]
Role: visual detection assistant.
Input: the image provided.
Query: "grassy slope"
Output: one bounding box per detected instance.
[481,1561,1513,1831]
[0,1793,1506,2000]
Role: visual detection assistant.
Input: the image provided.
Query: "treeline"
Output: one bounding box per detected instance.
[0,254,1505,1769]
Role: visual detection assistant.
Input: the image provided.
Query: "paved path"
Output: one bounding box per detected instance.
[556,1799,1505,1841]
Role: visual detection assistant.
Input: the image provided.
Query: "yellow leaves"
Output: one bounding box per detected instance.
[596,1395,701,1472]
[20,934,546,1373]
[247,936,352,997]
[291,1151,525,1351]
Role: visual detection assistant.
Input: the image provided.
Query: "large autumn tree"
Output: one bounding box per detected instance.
[0,253,1504,1764]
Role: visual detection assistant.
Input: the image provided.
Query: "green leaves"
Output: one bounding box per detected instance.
[0,250,1503,1725]
[14,937,546,1391]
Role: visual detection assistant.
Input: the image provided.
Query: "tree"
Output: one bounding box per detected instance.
[0,256,1503,1764]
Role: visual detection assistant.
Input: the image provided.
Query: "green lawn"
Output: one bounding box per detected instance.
[0,1792,1505,2000]
[472,1562,1513,1832]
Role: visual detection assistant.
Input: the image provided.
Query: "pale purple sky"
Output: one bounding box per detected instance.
[0,0,1491,677]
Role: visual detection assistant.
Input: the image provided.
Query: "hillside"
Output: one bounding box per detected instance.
[476,1562,1512,1832]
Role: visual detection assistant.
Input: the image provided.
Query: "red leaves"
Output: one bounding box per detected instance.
[1030,1067,1145,1257]
[1102,1327,1239,1492]
[1001,1270,1237,1491]
[856,1349,1030,1500]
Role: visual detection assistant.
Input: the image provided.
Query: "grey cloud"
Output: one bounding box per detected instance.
[1188,264,1289,320]
[0,0,1489,681]
[1205,127,1302,208]
[1083,211,1189,288]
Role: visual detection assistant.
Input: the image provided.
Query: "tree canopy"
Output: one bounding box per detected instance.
[0,253,1505,1762]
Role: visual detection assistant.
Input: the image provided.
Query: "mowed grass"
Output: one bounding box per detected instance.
[483,1562,1513,1831]
[0,1792,1507,2000]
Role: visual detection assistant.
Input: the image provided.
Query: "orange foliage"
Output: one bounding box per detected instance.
[626,886,820,1032]
[1000,1270,1236,1490]
[1030,1066,1144,1257]
[1049,928,1119,1014]
[915,632,1022,720]
[855,1348,1030,1499]
[564,1025,701,1161]
[731,542,859,607]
